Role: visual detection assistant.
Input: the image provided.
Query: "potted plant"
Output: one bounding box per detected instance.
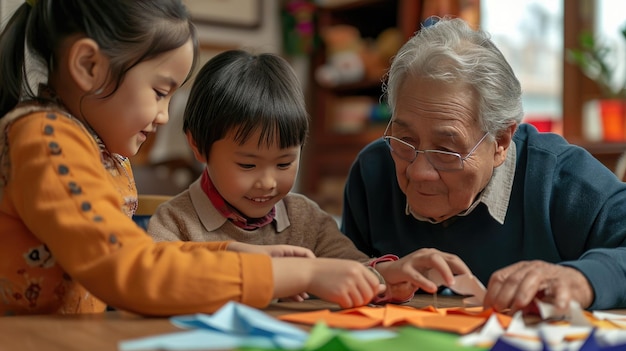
[567,26,626,141]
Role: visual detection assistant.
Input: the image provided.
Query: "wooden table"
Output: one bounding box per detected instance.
[0,295,464,351]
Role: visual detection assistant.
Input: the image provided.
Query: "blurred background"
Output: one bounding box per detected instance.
[2,0,625,217]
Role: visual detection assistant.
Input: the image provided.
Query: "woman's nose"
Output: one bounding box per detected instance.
[406,153,439,180]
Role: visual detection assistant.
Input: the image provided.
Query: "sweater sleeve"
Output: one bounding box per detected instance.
[341,144,381,257]
[6,112,274,316]
[554,170,626,309]
[524,130,626,310]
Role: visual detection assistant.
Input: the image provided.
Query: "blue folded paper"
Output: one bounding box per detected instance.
[119,301,308,350]
[118,301,396,351]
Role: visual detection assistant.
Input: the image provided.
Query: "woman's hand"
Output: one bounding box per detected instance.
[483,260,594,314]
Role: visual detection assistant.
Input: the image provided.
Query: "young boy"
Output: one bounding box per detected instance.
[148,50,368,262]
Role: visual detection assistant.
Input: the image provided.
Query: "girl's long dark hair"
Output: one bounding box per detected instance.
[0,0,198,118]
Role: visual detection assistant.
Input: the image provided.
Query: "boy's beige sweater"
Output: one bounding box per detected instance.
[148,179,370,262]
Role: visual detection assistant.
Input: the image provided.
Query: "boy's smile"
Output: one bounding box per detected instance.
[204,128,301,219]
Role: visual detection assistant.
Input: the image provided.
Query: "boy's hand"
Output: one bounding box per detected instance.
[376,248,471,294]
[387,281,418,302]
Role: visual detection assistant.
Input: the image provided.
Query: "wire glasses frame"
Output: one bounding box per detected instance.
[383,121,490,171]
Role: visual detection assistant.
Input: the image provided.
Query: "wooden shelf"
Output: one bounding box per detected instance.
[299,0,420,215]
[575,141,626,154]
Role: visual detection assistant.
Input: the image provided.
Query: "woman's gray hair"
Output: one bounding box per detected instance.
[383,17,524,135]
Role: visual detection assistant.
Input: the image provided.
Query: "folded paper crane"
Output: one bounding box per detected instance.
[119,301,309,350]
[118,288,626,351]
[118,301,396,351]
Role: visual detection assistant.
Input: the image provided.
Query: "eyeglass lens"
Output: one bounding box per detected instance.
[386,137,462,170]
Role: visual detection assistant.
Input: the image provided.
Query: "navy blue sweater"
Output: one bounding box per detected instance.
[341,123,626,310]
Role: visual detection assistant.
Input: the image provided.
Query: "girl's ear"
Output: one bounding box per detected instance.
[186,131,208,164]
[67,38,107,93]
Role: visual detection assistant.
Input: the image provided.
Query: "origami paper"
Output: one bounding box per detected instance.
[302,322,396,350]
[535,299,593,327]
[577,329,626,351]
[119,301,308,350]
[119,329,279,351]
[171,302,308,341]
[592,311,626,329]
[119,302,399,351]
[446,306,512,329]
[458,313,505,347]
[173,301,309,348]
[490,335,549,351]
[459,301,626,351]
[240,324,488,351]
[383,304,443,327]
[404,312,486,334]
[119,299,626,351]
[427,271,487,305]
[463,308,578,349]
[592,329,626,346]
[276,309,381,329]
[278,303,500,334]
[491,328,626,351]
[390,327,489,351]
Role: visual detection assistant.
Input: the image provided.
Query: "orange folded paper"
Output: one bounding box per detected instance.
[405,313,486,334]
[278,309,381,329]
[383,304,443,327]
[277,304,510,334]
[445,306,512,329]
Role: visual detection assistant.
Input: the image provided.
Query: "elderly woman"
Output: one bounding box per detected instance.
[342,17,626,312]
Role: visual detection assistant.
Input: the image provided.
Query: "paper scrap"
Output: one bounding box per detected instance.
[426,271,487,305]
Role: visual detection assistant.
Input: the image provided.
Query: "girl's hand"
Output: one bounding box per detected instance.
[272,257,385,309]
[278,292,310,302]
[227,242,315,258]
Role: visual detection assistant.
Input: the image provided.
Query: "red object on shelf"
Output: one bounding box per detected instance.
[599,99,626,142]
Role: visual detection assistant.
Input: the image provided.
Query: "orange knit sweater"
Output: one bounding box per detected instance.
[0,107,273,316]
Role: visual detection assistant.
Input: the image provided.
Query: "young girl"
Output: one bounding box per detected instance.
[148,50,471,303]
[0,0,384,316]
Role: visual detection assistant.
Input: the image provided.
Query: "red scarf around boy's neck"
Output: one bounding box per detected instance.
[200,168,275,230]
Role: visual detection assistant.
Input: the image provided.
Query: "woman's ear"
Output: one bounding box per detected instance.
[185,131,207,164]
[493,123,518,167]
[67,38,107,93]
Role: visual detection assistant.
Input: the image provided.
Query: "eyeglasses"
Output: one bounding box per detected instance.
[383,125,490,171]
